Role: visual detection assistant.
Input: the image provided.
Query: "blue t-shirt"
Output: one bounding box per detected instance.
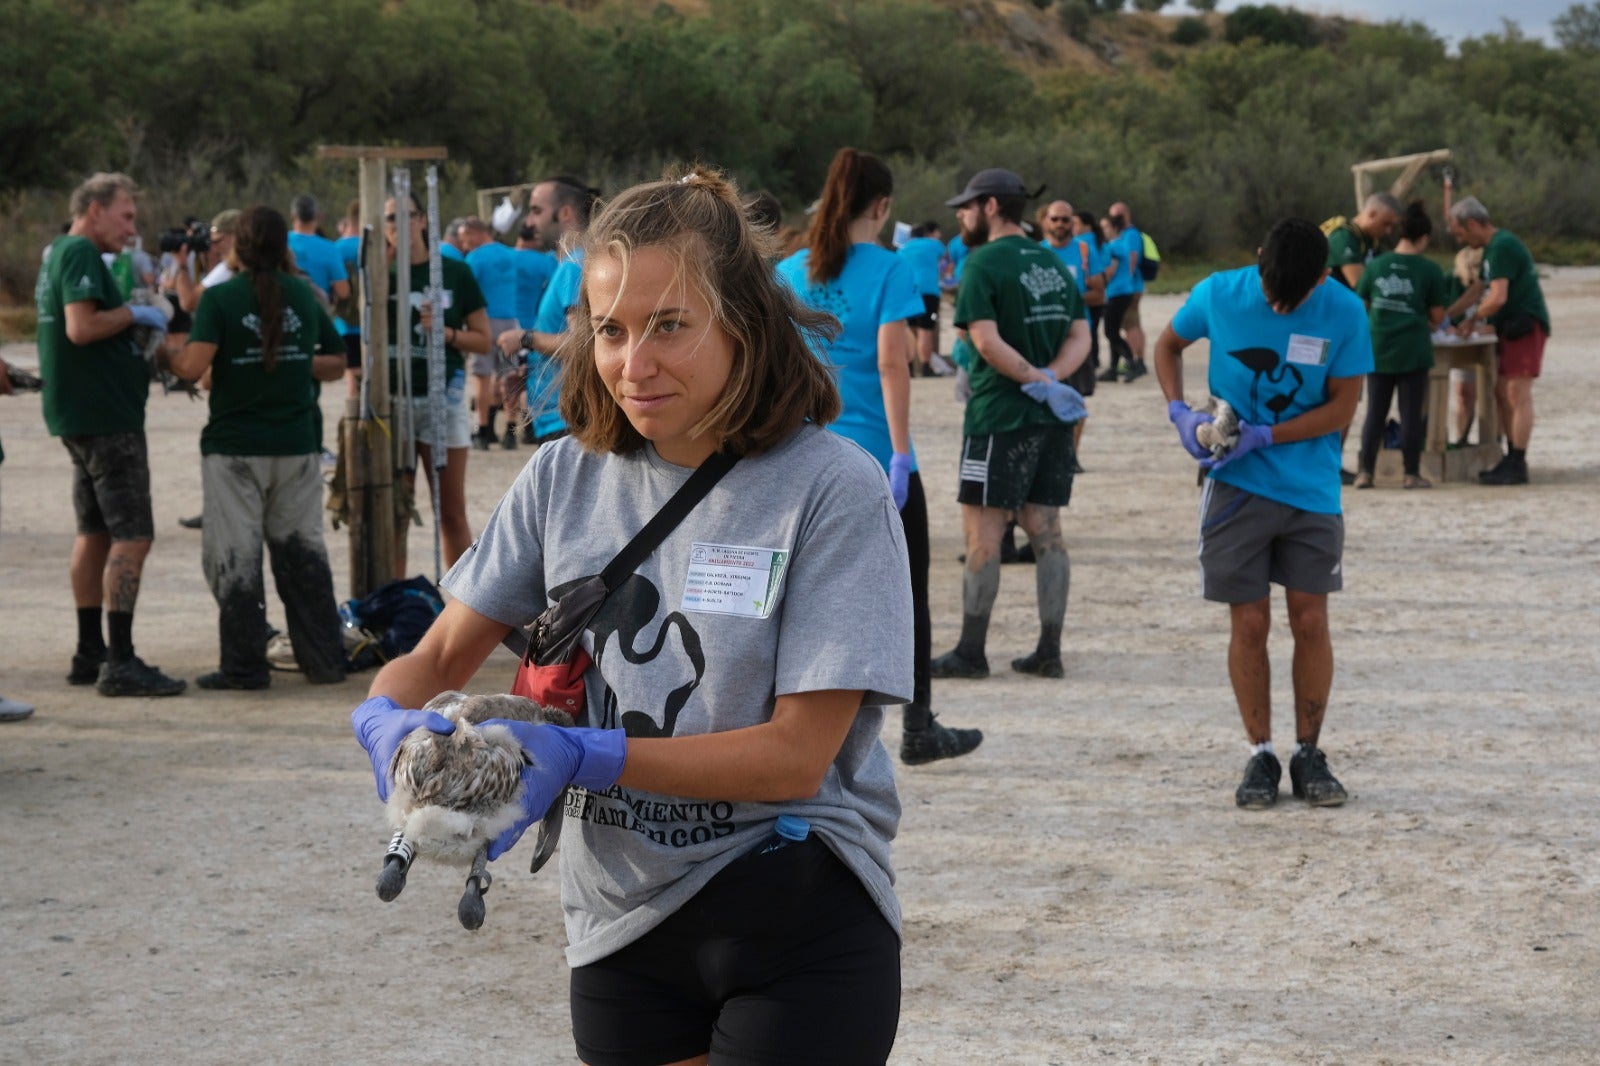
[1171,267,1374,515]
[1105,228,1142,298]
[1041,240,1081,288]
[287,231,348,301]
[465,240,521,321]
[776,244,925,475]
[897,237,944,297]
[947,235,968,282]
[526,249,585,437]
[513,247,557,327]
[440,243,465,262]
[332,234,362,334]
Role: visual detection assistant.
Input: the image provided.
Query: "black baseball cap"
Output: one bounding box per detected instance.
[946,168,1029,207]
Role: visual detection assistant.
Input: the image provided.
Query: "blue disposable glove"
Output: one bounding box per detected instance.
[1168,400,1215,461]
[1020,374,1088,423]
[350,695,455,802]
[888,452,912,511]
[1201,421,1273,471]
[484,721,628,861]
[128,304,167,331]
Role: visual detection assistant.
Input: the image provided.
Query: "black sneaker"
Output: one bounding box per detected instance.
[1011,651,1064,678]
[901,717,984,766]
[1289,746,1348,806]
[1123,360,1148,382]
[519,424,538,445]
[196,671,270,691]
[501,427,518,450]
[1339,468,1358,486]
[929,649,989,679]
[68,649,106,685]
[97,656,187,697]
[1096,365,1121,383]
[472,428,493,451]
[1235,751,1281,809]
[178,514,203,529]
[1013,541,1036,565]
[1478,457,1528,485]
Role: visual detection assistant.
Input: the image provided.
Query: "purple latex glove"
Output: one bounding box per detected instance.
[484,721,628,860]
[350,695,455,802]
[1201,421,1274,471]
[1168,400,1215,461]
[888,452,913,511]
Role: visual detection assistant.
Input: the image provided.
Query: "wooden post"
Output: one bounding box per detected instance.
[475,182,538,226]
[316,145,448,598]
[1349,149,1452,211]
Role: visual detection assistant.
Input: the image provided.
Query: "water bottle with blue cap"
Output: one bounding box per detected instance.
[758,814,810,855]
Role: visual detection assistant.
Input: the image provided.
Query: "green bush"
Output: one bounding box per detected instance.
[1172,16,1211,45]
[1224,4,1318,48]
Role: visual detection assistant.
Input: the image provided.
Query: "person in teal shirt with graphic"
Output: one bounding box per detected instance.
[1155,217,1372,812]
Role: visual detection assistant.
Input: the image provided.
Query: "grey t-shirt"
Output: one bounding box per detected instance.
[441,423,913,966]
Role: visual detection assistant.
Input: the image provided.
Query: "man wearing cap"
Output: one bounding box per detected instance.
[36,172,186,697]
[930,169,1092,682]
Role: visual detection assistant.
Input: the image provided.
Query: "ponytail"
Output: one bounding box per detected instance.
[805,147,894,285]
[234,205,292,371]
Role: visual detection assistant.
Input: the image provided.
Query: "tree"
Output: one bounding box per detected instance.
[1224,4,1318,48]
[1133,0,1169,11]
[1172,16,1210,45]
[1554,2,1600,51]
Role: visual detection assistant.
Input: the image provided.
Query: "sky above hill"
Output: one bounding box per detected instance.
[1203,1,1572,45]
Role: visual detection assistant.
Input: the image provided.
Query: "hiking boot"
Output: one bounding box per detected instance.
[1289,746,1348,806]
[1478,456,1528,485]
[1011,651,1064,678]
[929,649,989,680]
[68,649,107,686]
[901,717,984,766]
[97,656,187,698]
[196,671,271,691]
[1235,751,1281,809]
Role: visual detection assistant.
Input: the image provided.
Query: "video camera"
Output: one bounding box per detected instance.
[158,218,210,255]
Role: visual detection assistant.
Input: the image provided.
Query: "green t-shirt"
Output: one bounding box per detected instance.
[190,272,343,456]
[1355,252,1445,375]
[954,235,1086,436]
[1325,221,1373,289]
[387,257,487,396]
[35,235,148,437]
[1481,229,1550,337]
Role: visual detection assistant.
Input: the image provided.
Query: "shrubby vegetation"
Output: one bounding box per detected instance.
[3,0,1599,301]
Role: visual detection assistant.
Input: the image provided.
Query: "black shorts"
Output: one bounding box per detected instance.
[61,432,154,541]
[957,423,1076,511]
[571,836,901,1066]
[343,331,362,370]
[1066,358,1097,398]
[908,294,940,332]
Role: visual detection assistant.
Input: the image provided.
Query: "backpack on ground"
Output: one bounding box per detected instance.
[341,575,445,671]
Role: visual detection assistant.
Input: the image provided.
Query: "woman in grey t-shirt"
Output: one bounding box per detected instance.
[354,167,913,1065]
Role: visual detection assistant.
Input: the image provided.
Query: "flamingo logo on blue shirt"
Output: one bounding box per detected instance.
[1228,347,1303,424]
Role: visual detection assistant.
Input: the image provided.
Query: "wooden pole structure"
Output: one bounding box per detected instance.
[316,145,448,599]
[1350,149,1452,211]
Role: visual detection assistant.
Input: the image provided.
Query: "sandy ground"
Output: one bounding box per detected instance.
[2,269,1597,1065]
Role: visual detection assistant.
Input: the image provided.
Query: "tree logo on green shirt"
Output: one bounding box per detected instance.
[1020,262,1070,302]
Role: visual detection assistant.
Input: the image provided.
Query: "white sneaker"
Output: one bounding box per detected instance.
[0,696,35,721]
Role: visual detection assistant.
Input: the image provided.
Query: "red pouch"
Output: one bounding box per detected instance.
[510,575,607,722]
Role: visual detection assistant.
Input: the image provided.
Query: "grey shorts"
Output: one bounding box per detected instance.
[473,318,520,376]
[1198,479,1343,603]
[957,423,1075,511]
[62,432,154,541]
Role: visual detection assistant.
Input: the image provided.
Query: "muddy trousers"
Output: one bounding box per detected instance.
[201,453,345,684]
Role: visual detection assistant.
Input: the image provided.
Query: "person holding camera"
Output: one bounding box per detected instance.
[171,210,242,315]
[37,173,186,698]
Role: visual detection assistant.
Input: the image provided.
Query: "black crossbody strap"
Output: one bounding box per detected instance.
[599,450,738,590]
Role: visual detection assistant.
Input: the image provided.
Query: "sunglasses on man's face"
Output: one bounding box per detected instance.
[1047,216,1070,223]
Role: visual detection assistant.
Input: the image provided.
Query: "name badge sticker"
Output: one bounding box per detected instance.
[1286,334,1331,367]
[681,543,789,619]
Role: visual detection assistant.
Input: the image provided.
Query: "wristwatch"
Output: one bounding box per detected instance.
[520,329,536,352]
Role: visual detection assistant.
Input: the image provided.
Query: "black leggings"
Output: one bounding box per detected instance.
[900,472,932,711]
[1103,294,1133,369]
[1085,304,1102,368]
[1359,368,1430,476]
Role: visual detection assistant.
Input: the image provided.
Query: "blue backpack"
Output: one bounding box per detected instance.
[341,575,444,671]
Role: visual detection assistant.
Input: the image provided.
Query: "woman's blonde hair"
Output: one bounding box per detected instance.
[558,165,841,457]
